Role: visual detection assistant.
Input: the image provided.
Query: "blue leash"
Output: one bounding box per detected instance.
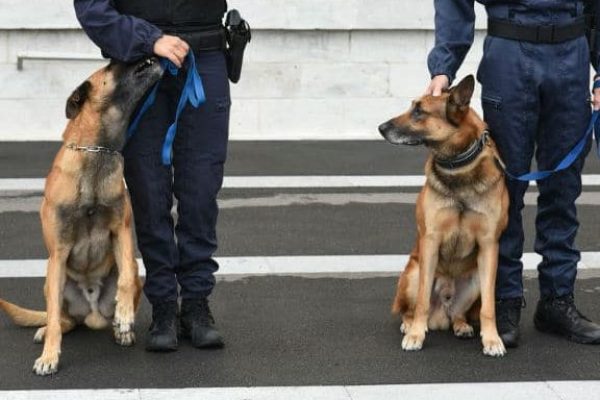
[503,80,600,181]
[127,52,206,165]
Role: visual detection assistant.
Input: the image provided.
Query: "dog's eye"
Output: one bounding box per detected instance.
[411,106,424,120]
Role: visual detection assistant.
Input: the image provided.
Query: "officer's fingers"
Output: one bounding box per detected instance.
[166,51,182,68]
[424,81,435,96]
[432,83,444,97]
[172,46,187,62]
[177,39,190,54]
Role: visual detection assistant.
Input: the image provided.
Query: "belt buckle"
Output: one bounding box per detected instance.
[536,25,555,43]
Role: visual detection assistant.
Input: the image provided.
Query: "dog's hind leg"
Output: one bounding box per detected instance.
[111,196,141,347]
[448,273,480,339]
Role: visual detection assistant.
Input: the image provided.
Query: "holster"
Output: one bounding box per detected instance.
[225,9,251,84]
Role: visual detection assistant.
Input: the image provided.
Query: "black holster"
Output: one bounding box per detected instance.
[225,9,251,84]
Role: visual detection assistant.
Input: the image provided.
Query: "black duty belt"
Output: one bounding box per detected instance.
[487,17,586,44]
[170,27,227,52]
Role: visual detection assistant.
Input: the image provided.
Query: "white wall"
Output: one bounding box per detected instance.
[0,0,488,141]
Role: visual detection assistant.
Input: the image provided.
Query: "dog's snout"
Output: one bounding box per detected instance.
[378,121,392,136]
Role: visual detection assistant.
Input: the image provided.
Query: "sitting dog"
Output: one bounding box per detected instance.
[379,75,509,357]
[0,57,163,375]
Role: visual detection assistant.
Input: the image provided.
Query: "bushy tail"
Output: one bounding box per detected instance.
[0,298,46,327]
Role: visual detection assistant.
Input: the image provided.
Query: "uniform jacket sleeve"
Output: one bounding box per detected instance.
[74,0,163,63]
[427,0,476,84]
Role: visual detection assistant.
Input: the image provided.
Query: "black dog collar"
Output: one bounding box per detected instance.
[434,130,490,170]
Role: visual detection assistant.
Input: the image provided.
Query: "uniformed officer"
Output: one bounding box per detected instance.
[426,0,600,347]
[74,0,231,352]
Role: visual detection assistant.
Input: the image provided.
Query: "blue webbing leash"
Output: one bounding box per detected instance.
[502,80,600,181]
[127,52,206,165]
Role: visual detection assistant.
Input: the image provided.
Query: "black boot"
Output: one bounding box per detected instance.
[534,294,600,344]
[496,297,522,348]
[145,301,178,352]
[180,298,224,348]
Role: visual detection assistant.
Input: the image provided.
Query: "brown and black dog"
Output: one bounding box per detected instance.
[0,58,163,375]
[379,75,509,357]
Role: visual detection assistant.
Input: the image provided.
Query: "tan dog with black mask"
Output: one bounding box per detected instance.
[0,58,163,375]
[379,75,509,357]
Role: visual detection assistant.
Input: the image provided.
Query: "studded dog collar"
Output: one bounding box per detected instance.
[434,130,490,170]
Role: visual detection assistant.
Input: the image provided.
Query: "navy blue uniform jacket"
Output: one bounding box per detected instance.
[429,0,600,83]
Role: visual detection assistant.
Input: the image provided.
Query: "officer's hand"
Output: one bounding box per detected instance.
[594,78,600,111]
[153,35,190,68]
[425,75,450,97]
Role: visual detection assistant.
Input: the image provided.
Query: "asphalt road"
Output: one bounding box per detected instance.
[1,141,600,388]
[1,276,600,390]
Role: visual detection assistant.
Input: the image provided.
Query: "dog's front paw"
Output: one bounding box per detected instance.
[33,353,59,376]
[453,321,474,339]
[482,334,506,357]
[113,319,135,347]
[401,331,425,351]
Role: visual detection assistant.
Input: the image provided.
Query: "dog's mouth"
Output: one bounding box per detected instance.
[134,57,159,75]
[378,121,425,146]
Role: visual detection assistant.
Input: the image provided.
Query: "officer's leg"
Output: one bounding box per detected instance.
[533,37,600,344]
[477,35,539,347]
[123,73,182,351]
[535,37,590,298]
[478,36,538,299]
[173,50,230,347]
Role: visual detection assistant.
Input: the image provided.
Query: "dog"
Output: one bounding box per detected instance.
[379,75,509,357]
[0,57,163,375]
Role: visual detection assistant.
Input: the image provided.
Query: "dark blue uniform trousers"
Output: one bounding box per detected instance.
[478,7,591,300]
[123,50,230,305]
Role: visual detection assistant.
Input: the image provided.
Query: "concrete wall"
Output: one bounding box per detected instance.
[0,0,488,141]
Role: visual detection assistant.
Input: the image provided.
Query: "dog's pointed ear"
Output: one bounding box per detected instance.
[446,75,475,125]
[65,81,92,119]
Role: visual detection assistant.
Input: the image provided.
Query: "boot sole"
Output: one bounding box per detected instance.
[534,315,600,345]
[179,327,224,349]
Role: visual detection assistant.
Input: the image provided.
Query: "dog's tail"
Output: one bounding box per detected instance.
[0,298,46,327]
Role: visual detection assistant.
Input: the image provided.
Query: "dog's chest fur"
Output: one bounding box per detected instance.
[59,154,125,277]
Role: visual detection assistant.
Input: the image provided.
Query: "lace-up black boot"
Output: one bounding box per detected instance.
[496,297,523,348]
[180,298,224,348]
[534,294,600,344]
[145,301,178,352]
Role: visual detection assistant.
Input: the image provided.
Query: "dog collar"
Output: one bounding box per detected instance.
[434,130,490,170]
[65,143,121,156]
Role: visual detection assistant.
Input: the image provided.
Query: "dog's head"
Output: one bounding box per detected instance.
[378,75,476,148]
[65,57,164,127]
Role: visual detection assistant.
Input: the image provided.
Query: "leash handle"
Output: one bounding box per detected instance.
[502,81,600,181]
[126,52,206,166]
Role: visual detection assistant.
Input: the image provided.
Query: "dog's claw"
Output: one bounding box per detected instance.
[33,353,59,376]
[401,332,425,351]
[482,334,506,357]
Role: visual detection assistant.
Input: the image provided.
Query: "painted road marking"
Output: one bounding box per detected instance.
[2,252,600,278]
[1,381,598,400]
[4,174,600,192]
